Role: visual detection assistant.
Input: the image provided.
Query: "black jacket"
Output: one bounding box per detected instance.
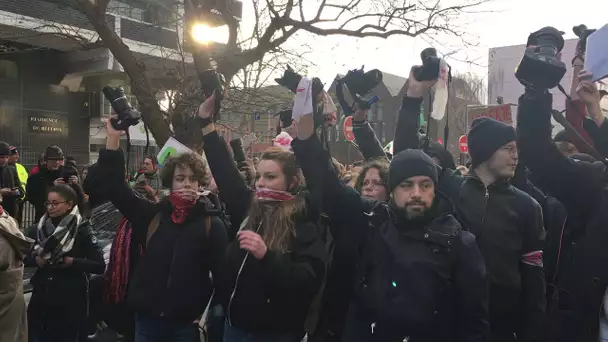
[25,220,105,330]
[292,135,489,342]
[202,130,326,334]
[96,148,228,323]
[27,167,63,221]
[517,91,608,342]
[394,95,546,341]
[0,165,23,218]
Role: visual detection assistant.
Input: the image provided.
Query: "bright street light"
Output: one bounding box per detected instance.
[191,23,229,45]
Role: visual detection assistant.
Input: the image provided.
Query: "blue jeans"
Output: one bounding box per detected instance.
[134,314,199,342]
[223,321,302,342]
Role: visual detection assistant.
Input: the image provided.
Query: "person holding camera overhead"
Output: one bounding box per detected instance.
[25,183,105,342]
[516,26,608,342]
[198,91,327,342]
[96,111,228,342]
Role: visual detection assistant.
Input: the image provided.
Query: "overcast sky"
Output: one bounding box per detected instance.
[241,0,608,85]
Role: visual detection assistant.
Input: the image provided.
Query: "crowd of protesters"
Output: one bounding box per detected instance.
[0,26,608,342]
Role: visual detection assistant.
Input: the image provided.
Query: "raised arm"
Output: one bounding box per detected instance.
[517,89,606,216]
[97,120,156,229]
[393,72,437,155]
[198,94,253,227]
[292,113,374,242]
[352,107,387,161]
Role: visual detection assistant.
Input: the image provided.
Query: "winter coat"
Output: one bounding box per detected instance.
[202,130,326,335]
[292,135,489,342]
[0,211,33,342]
[392,95,546,341]
[0,165,23,218]
[24,218,104,338]
[517,91,608,341]
[96,148,229,323]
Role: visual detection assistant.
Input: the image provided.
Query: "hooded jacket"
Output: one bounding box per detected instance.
[292,135,489,342]
[0,211,33,342]
[202,130,326,334]
[393,95,546,341]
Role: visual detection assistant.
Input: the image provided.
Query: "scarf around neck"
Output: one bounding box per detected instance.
[35,206,82,262]
[255,188,295,202]
[168,192,197,224]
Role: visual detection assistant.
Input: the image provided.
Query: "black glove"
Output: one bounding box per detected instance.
[275,65,303,93]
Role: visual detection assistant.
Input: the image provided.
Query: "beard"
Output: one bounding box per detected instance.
[404,200,431,220]
[389,198,434,227]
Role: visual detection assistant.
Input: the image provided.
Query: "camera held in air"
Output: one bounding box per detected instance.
[102,86,142,131]
[515,26,567,90]
[336,66,382,112]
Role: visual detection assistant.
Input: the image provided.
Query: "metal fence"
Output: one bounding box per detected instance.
[20,201,122,231]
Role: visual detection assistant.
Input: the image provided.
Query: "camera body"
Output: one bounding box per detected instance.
[413,48,442,82]
[515,26,567,90]
[573,24,596,55]
[336,66,382,113]
[199,69,225,100]
[229,138,247,167]
[102,86,142,131]
[339,67,383,98]
[198,69,225,121]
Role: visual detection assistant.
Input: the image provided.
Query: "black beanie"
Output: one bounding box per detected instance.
[388,149,438,192]
[553,130,572,144]
[44,145,64,161]
[468,117,516,167]
[0,142,10,156]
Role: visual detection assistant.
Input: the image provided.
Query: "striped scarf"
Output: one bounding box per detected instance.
[104,217,140,304]
[34,206,82,264]
[255,188,295,202]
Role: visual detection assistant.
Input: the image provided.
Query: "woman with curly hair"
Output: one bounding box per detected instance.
[354,158,389,202]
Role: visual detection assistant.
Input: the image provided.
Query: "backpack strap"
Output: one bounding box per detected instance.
[146,212,162,246]
[146,213,213,247]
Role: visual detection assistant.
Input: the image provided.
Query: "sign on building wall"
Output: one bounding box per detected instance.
[466,104,513,130]
[27,110,68,136]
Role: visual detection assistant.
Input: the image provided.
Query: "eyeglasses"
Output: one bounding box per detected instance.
[499,145,518,156]
[45,201,66,208]
[362,179,385,188]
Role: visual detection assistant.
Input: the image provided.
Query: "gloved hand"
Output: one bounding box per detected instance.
[275,65,303,93]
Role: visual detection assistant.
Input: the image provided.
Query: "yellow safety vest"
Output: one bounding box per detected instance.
[15,163,28,194]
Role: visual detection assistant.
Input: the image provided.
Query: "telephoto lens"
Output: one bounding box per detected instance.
[102,86,141,130]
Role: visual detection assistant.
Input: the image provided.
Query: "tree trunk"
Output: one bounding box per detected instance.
[78,5,173,147]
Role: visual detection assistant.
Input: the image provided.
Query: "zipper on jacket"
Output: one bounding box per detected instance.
[463,175,490,226]
[227,219,263,326]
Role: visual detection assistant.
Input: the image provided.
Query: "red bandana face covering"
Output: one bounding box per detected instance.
[168,192,197,224]
[255,188,295,202]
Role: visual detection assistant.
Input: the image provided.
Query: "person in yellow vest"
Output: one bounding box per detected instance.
[8,147,27,226]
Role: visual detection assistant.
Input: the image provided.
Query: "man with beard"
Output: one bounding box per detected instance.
[27,145,78,221]
[392,69,547,342]
[0,142,23,219]
[292,114,489,341]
